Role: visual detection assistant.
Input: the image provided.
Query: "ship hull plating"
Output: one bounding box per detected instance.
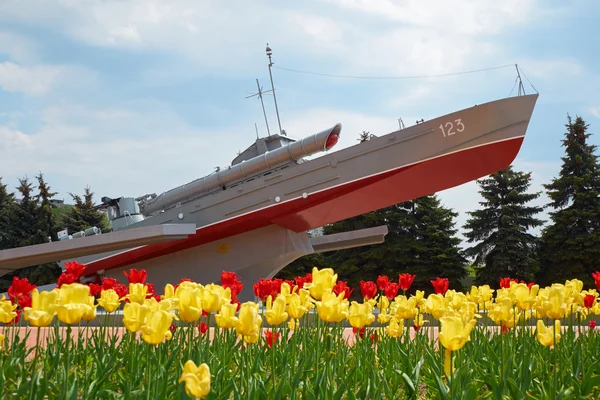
[77,94,538,294]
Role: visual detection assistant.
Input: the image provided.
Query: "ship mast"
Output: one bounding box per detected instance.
[266,44,285,136]
[246,79,272,137]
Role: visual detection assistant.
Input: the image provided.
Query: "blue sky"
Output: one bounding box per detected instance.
[1,0,599,246]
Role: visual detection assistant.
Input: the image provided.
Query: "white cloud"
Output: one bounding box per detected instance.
[0,31,37,63]
[590,107,600,119]
[325,0,539,34]
[0,0,549,78]
[0,62,64,96]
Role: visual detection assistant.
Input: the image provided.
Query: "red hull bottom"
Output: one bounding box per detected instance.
[84,136,524,275]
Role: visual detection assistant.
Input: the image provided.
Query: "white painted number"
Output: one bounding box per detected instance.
[439,118,465,137]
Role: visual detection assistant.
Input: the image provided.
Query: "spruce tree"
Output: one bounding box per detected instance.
[0,177,17,250]
[34,172,58,242]
[64,186,110,235]
[410,195,467,292]
[30,173,62,285]
[321,203,414,296]
[11,177,40,248]
[537,115,600,287]
[463,166,544,286]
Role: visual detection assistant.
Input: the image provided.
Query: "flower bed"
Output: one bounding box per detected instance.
[1,264,600,399]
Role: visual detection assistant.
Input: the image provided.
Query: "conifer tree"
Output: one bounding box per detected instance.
[11,177,40,248]
[463,166,544,286]
[0,177,17,250]
[537,115,600,287]
[34,172,58,242]
[64,186,110,234]
[410,195,467,291]
[29,173,62,285]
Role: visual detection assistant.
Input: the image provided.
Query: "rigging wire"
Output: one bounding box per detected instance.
[273,63,515,80]
[515,65,539,94]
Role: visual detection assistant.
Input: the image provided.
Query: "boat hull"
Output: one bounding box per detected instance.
[79,93,539,277]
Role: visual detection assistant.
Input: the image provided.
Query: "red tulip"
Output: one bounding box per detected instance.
[430,277,449,295]
[64,261,86,280]
[123,268,147,284]
[499,277,515,289]
[360,280,378,300]
[264,330,280,347]
[332,281,353,299]
[592,271,600,291]
[376,275,389,291]
[384,282,400,300]
[590,320,597,329]
[398,273,416,291]
[584,294,596,309]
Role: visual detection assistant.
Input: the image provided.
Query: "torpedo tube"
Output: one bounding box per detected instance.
[140,124,342,215]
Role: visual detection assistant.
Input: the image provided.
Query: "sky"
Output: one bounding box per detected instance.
[1,0,599,247]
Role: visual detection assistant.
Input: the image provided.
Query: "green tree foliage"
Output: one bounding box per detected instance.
[462,166,544,286]
[63,186,111,235]
[34,173,58,242]
[0,177,18,250]
[409,195,468,292]
[0,175,62,290]
[537,115,600,287]
[11,177,40,248]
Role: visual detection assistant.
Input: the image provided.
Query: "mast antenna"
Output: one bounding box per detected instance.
[245,78,272,137]
[515,64,525,96]
[266,44,284,136]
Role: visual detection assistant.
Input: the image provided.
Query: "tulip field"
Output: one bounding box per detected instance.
[1,264,600,399]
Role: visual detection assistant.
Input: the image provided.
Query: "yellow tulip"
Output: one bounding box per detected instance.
[56,283,93,325]
[393,295,418,320]
[265,294,288,326]
[179,360,211,399]
[315,289,348,323]
[386,317,404,338]
[348,300,375,329]
[81,295,97,322]
[97,289,121,313]
[214,303,239,329]
[438,315,476,352]
[234,302,262,341]
[541,285,567,320]
[0,296,18,324]
[299,288,315,311]
[425,294,448,320]
[377,296,392,324]
[304,267,337,300]
[141,309,173,345]
[23,289,59,327]
[162,283,175,299]
[511,283,537,311]
[127,283,148,305]
[488,297,521,329]
[177,286,203,323]
[287,293,308,320]
[123,302,151,333]
[467,285,494,305]
[439,315,477,377]
[445,290,467,312]
[201,284,231,314]
[536,319,561,347]
[288,318,298,330]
